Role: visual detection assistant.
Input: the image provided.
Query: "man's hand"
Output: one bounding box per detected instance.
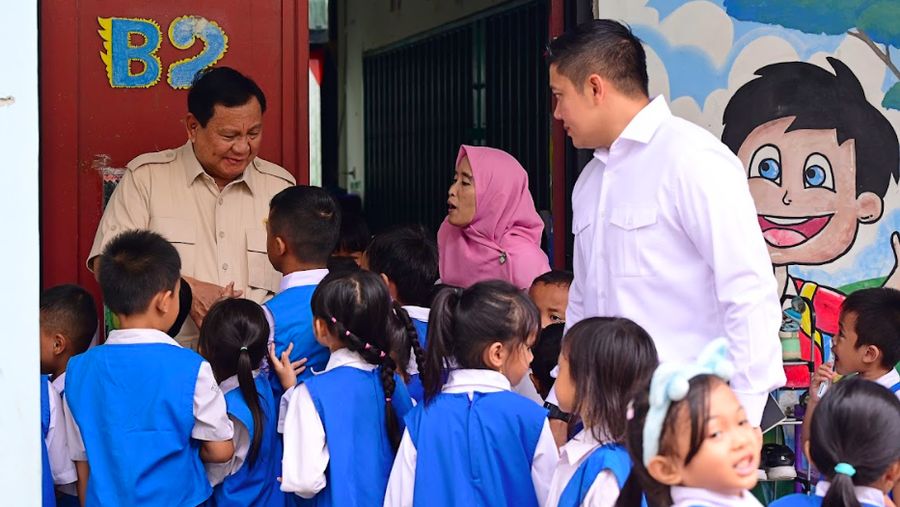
[184,277,243,328]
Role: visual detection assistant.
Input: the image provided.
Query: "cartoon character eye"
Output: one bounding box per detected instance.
[748,144,781,185]
[803,153,834,191]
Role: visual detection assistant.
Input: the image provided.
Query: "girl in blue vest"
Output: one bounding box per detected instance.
[547,317,658,507]
[771,377,900,507]
[198,298,286,507]
[384,280,559,507]
[617,340,764,507]
[274,270,413,506]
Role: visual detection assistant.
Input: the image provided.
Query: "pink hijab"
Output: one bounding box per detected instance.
[438,145,550,290]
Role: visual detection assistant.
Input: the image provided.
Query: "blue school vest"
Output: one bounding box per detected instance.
[771,493,879,507]
[406,390,548,507]
[890,382,900,393]
[557,443,644,507]
[65,343,211,507]
[211,374,285,507]
[300,366,413,507]
[405,318,428,403]
[265,285,330,396]
[41,376,56,507]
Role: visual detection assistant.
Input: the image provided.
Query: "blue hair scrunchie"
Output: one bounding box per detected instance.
[834,462,856,478]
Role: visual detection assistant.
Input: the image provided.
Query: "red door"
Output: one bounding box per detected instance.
[40,1,309,297]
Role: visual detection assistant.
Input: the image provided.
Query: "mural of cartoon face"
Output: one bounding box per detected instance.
[738,116,883,266]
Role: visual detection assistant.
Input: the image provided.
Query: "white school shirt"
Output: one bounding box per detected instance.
[204,370,263,486]
[670,486,763,507]
[815,480,885,506]
[401,305,429,376]
[278,348,378,499]
[546,429,619,507]
[565,95,785,424]
[45,376,77,486]
[263,269,330,346]
[63,328,235,462]
[383,369,559,507]
[874,369,900,399]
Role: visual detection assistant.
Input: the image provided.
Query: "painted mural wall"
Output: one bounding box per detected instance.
[596,0,900,385]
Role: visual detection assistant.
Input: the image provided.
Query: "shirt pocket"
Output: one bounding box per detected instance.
[608,206,658,278]
[150,217,195,274]
[246,228,281,294]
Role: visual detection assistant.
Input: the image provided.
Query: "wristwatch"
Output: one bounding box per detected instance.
[543,401,571,423]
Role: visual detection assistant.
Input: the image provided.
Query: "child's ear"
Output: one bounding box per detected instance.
[156,289,176,315]
[380,274,400,301]
[646,455,684,486]
[856,192,883,224]
[882,459,900,486]
[482,341,506,371]
[861,343,883,366]
[274,236,288,257]
[52,333,67,355]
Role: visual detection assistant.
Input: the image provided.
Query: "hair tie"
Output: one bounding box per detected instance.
[240,346,248,352]
[331,317,337,324]
[365,343,373,350]
[379,351,386,358]
[385,397,392,403]
[642,338,734,467]
[834,463,856,477]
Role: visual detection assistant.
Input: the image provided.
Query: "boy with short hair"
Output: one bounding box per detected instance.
[63,230,234,506]
[529,270,574,329]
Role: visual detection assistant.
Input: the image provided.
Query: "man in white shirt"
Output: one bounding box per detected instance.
[546,19,785,428]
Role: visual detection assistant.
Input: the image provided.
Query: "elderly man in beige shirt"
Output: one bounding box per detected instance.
[89,67,295,349]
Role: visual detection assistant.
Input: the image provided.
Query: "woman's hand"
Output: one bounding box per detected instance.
[267,342,307,390]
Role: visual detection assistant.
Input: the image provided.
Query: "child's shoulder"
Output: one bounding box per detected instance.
[769,493,820,507]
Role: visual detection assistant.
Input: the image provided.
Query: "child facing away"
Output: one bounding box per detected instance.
[199,299,285,507]
[264,185,341,397]
[40,284,98,504]
[365,225,439,403]
[271,270,414,506]
[618,340,763,507]
[547,317,659,507]
[384,280,559,507]
[772,377,900,507]
[529,270,573,329]
[62,230,234,506]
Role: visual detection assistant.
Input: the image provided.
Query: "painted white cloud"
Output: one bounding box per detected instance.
[646,45,670,99]
[659,1,734,67]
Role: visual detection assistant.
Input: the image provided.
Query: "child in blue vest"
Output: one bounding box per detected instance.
[384,280,559,506]
[271,270,413,506]
[40,284,97,506]
[617,340,764,507]
[264,186,341,398]
[771,377,900,507]
[62,230,235,507]
[365,225,438,403]
[547,317,658,507]
[199,298,286,507]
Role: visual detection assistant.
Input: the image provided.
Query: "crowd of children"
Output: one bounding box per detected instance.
[38,183,900,507]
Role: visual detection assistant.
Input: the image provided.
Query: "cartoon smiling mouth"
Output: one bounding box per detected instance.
[757,215,834,248]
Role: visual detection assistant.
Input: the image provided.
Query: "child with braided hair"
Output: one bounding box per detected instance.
[270,270,414,506]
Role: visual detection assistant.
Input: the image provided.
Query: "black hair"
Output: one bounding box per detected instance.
[269,186,341,265]
[188,67,267,127]
[198,299,270,466]
[531,269,574,288]
[390,303,427,385]
[840,287,900,369]
[423,280,540,401]
[97,230,181,316]
[547,19,649,97]
[722,57,899,198]
[335,212,371,255]
[326,255,362,276]
[311,270,406,450]
[616,375,723,507]
[530,323,564,399]
[563,317,659,443]
[366,225,439,307]
[809,377,900,507]
[40,284,98,355]
[166,278,193,338]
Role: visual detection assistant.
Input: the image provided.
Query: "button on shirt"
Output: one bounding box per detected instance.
[566,96,785,424]
[88,141,295,347]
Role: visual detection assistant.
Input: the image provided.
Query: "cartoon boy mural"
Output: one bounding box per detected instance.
[722,57,900,386]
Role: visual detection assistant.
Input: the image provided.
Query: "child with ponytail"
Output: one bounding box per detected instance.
[272,270,414,506]
[199,298,285,507]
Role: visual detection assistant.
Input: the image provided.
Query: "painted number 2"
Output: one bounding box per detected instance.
[99,16,229,89]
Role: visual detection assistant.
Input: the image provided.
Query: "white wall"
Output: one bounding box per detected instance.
[337,0,507,197]
[0,0,40,504]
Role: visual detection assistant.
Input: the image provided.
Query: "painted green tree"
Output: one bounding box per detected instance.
[724,0,900,109]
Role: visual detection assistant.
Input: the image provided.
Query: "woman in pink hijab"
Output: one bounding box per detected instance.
[439,145,551,290]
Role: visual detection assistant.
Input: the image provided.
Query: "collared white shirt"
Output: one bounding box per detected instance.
[670,486,763,507]
[44,376,77,487]
[204,370,262,486]
[816,480,885,506]
[546,429,619,507]
[63,328,234,462]
[565,96,785,424]
[874,369,900,399]
[263,269,330,345]
[383,369,558,507]
[279,348,378,499]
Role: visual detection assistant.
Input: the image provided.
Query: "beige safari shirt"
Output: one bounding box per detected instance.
[88,141,295,348]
